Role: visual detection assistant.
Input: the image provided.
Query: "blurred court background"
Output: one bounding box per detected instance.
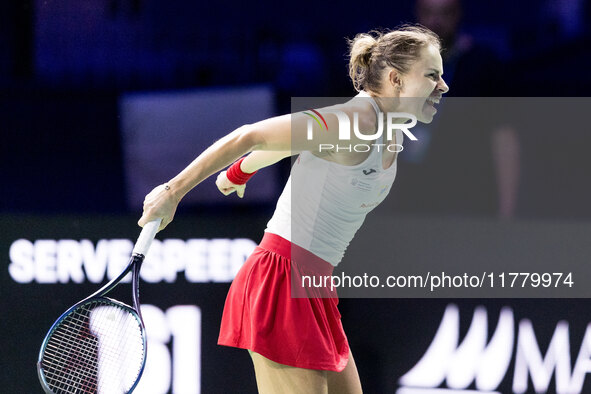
[2,0,591,392]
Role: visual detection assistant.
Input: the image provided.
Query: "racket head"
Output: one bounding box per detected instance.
[38,297,147,394]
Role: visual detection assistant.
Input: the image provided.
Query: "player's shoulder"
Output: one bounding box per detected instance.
[345,97,379,133]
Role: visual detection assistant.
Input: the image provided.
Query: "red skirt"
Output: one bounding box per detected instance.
[217,232,349,372]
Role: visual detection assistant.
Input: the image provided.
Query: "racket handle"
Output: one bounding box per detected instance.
[133,219,162,256]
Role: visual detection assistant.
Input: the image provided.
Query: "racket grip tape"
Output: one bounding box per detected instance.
[133,219,162,256]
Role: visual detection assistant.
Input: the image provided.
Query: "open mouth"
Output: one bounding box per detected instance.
[425,96,440,107]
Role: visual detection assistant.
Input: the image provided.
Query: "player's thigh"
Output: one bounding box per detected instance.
[249,350,328,394]
[327,350,363,394]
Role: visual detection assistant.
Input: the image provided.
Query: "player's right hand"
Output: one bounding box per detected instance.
[216,171,246,198]
[138,183,179,231]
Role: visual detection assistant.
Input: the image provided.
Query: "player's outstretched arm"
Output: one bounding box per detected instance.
[138,109,341,231]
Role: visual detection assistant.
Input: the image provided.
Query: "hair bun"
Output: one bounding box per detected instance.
[350,34,377,68]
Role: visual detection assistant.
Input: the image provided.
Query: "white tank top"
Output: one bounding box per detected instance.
[265,92,402,266]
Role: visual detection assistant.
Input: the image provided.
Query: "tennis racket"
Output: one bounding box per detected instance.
[37,219,162,394]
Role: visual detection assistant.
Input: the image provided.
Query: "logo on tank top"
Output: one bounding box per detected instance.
[363,168,377,175]
[359,184,391,208]
[350,177,372,192]
[360,201,380,209]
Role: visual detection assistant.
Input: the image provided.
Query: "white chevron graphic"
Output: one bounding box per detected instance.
[398,304,514,392]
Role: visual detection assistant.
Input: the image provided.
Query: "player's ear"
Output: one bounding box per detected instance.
[388,69,403,92]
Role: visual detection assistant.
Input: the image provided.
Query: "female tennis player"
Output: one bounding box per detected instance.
[139,25,448,394]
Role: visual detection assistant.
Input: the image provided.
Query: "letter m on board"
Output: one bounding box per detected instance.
[398,304,514,392]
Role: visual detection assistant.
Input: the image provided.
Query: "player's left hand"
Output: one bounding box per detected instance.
[216,171,246,198]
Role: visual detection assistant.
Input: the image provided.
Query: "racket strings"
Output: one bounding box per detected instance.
[42,330,101,391]
[40,299,145,394]
[42,311,101,393]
